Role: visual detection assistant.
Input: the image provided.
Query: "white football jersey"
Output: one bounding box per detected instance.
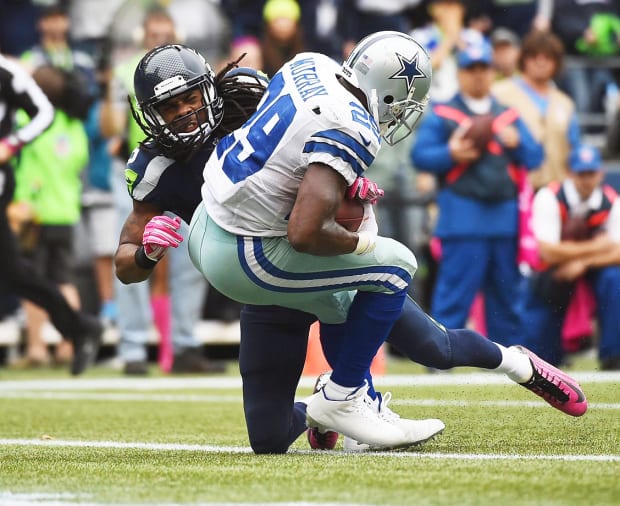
[202,52,381,236]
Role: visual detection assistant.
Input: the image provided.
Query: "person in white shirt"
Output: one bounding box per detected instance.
[524,144,620,370]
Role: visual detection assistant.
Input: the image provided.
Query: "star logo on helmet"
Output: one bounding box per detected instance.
[390,53,425,90]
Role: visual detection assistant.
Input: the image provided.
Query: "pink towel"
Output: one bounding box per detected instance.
[515,168,541,270]
[562,278,595,353]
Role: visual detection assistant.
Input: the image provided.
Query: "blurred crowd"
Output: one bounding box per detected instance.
[1,0,620,373]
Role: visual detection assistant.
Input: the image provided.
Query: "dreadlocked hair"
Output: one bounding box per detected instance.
[129,95,154,143]
[213,53,268,136]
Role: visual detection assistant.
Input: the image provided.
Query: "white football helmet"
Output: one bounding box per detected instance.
[340,31,432,145]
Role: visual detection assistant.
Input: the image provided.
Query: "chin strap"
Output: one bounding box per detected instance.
[369,88,380,125]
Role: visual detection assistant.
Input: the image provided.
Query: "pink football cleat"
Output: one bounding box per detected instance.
[306,427,339,450]
[306,372,339,450]
[513,346,587,417]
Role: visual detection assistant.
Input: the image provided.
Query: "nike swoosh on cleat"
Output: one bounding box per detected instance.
[564,381,586,403]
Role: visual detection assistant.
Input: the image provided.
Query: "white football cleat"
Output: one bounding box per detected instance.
[306,381,440,451]
[343,391,445,452]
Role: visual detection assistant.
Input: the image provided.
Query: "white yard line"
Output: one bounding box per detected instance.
[0,390,619,411]
[1,371,619,391]
[0,493,366,506]
[1,438,619,462]
[0,391,244,402]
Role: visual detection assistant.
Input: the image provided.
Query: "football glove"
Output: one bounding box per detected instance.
[142,215,183,261]
[346,177,385,204]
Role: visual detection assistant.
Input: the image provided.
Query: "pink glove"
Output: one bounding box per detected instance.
[345,177,385,204]
[142,215,183,261]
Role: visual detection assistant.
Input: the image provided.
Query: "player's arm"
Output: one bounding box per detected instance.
[115,200,159,284]
[114,200,183,284]
[0,59,53,163]
[288,162,364,256]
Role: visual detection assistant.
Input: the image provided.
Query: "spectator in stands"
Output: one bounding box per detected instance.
[467,0,552,38]
[222,0,345,67]
[102,6,224,375]
[19,1,117,330]
[551,0,620,124]
[67,0,124,72]
[221,0,266,70]
[20,3,98,99]
[79,67,118,328]
[408,0,482,290]
[0,53,101,375]
[411,0,483,104]
[490,27,521,79]
[523,145,620,370]
[338,0,417,58]
[12,65,90,367]
[297,0,343,60]
[260,0,304,77]
[492,30,580,191]
[411,37,543,347]
[0,0,42,57]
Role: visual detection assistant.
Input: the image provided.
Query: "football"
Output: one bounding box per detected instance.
[335,198,364,232]
[462,113,494,152]
[561,216,590,241]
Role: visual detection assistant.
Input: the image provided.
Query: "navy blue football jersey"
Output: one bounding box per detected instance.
[124,139,218,223]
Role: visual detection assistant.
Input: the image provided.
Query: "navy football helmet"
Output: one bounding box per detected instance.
[133,44,223,158]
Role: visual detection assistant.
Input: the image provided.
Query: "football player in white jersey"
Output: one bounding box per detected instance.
[188,31,445,450]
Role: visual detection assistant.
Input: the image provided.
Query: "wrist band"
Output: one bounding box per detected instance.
[354,231,376,255]
[0,136,22,156]
[135,246,159,269]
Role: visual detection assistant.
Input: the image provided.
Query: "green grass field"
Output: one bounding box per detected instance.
[1,355,619,506]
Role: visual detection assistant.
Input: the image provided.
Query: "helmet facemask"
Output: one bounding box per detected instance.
[138,75,223,159]
[380,90,429,146]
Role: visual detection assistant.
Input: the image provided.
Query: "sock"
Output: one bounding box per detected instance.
[364,371,377,400]
[323,378,363,401]
[330,291,406,388]
[151,294,173,373]
[495,344,534,383]
[319,323,377,399]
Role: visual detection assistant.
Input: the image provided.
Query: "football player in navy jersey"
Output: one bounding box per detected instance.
[115,41,587,455]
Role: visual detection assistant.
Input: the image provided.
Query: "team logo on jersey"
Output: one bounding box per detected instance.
[125,168,138,194]
[390,52,425,90]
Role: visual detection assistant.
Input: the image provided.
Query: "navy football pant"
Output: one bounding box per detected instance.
[240,296,502,454]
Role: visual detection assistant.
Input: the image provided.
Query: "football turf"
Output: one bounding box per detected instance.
[0,358,618,506]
